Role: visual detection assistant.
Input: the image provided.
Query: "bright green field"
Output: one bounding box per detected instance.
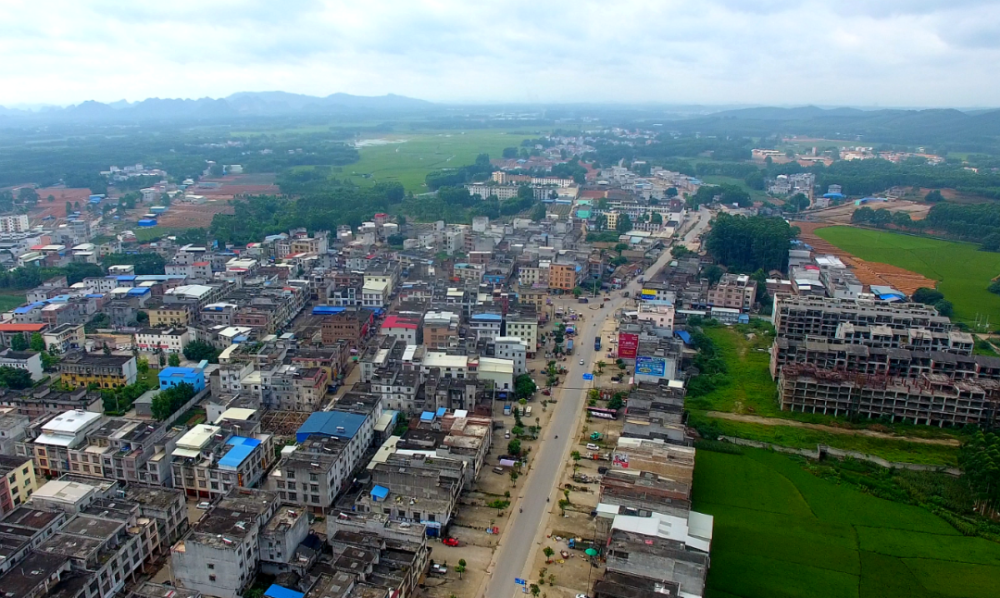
[694,449,1000,598]
[816,226,1000,325]
[342,129,530,192]
[0,292,26,312]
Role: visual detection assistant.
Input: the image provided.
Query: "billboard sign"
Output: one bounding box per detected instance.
[618,333,639,359]
[635,355,667,378]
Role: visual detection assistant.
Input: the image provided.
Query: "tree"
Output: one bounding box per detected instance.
[671,245,692,258]
[703,265,724,286]
[486,498,510,514]
[151,382,197,420]
[925,189,945,203]
[784,193,810,213]
[616,214,633,233]
[892,211,912,228]
[912,287,944,305]
[666,187,678,198]
[168,353,181,367]
[531,202,547,222]
[455,559,467,579]
[502,147,518,159]
[29,333,45,352]
[137,357,150,374]
[183,340,221,363]
[65,201,73,217]
[572,287,583,298]
[571,450,582,461]
[613,243,629,255]
[704,214,797,273]
[959,430,1000,514]
[650,212,663,225]
[982,234,1000,252]
[530,585,541,598]
[9,334,28,351]
[0,366,32,390]
[514,374,537,400]
[934,299,954,317]
[509,468,520,487]
[508,438,522,455]
[542,546,555,562]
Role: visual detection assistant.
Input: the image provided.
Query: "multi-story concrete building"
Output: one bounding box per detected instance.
[261,364,327,411]
[170,488,280,598]
[423,310,460,349]
[707,273,757,311]
[0,350,43,382]
[778,363,1000,427]
[123,486,189,551]
[134,327,191,354]
[0,215,30,234]
[0,455,37,515]
[380,315,421,345]
[59,354,137,389]
[772,296,951,341]
[548,262,578,292]
[0,507,67,576]
[147,303,194,327]
[354,454,465,532]
[170,424,273,499]
[321,309,373,347]
[469,312,502,341]
[41,323,85,354]
[32,410,104,478]
[266,433,367,513]
[258,505,310,575]
[504,309,538,355]
[487,337,528,376]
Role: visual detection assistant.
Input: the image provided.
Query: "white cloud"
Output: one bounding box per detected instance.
[0,0,997,107]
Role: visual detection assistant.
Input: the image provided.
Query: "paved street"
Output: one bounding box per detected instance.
[483,244,683,598]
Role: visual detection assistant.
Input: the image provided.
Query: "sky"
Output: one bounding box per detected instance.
[1,0,999,108]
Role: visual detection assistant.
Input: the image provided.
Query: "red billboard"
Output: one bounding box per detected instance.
[618,332,639,359]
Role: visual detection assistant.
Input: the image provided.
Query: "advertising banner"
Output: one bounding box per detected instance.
[618,332,639,359]
[635,355,667,377]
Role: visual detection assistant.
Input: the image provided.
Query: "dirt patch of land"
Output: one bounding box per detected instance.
[28,187,94,222]
[152,200,236,228]
[794,221,937,295]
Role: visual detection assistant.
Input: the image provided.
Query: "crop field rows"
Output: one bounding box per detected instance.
[694,449,1000,598]
[815,226,1000,326]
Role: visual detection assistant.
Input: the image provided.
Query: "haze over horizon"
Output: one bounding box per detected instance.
[2,0,999,109]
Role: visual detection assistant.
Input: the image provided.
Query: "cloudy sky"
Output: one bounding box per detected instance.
[1,0,998,108]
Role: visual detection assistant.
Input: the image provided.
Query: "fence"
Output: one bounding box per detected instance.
[718,435,962,476]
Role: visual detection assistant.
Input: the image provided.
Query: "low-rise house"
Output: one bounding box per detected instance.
[59,353,137,389]
[354,454,465,534]
[134,327,191,354]
[0,455,37,515]
[0,350,43,382]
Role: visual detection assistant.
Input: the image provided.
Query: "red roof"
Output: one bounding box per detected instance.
[381,315,418,330]
[0,323,46,332]
[193,261,210,266]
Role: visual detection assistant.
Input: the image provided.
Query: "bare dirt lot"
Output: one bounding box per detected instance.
[794,221,937,295]
[153,200,236,228]
[28,187,94,222]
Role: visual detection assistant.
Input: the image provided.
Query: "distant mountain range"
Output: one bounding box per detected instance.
[668,105,1000,148]
[0,91,435,122]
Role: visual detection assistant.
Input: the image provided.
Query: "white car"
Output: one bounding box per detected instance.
[196,501,211,510]
[579,359,585,365]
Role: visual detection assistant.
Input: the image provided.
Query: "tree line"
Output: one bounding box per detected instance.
[704,214,798,273]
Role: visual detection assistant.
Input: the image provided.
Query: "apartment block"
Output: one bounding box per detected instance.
[0,455,37,515]
[707,273,757,311]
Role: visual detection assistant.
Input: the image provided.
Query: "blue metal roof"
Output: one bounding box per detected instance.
[420,411,435,422]
[265,586,304,598]
[127,287,150,296]
[436,407,447,418]
[218,437,261,469]
[312,306,345,315]
[296,411,367,443]
[14,302,45,314]
[116,275,137,281]
[674,330,693,344]
[371,485,389,501]
[471,313,502,321]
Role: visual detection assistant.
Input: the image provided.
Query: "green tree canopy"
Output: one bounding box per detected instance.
[704,214,797,273]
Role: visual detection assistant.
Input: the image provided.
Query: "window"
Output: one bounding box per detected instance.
[209,575,216,582]
[207,564,214,569]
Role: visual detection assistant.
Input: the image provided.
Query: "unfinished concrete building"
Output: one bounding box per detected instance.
[772,296,951,341]
[778,363,1000,426]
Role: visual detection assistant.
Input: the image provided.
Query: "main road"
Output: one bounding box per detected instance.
[483,237,690,598]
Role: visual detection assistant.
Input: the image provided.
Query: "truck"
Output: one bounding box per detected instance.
[503,403,512,416]
[566,339,574,354]
[594,336,602,351]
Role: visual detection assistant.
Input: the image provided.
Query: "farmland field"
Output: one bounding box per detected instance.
[339,129,531,192]
[815,226,1000,325]
[0,291,26,312]
[694,448,1000,598]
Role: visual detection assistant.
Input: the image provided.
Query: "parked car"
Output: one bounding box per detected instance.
[442,537,460,547]
[493,466,505,474]
[196,501,211,510]
[542,389,551,396]
[579,359,585,365]
[586,443,600,450]
[504,430,511,439]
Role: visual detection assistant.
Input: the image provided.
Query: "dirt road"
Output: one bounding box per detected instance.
[704,411,960,446]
